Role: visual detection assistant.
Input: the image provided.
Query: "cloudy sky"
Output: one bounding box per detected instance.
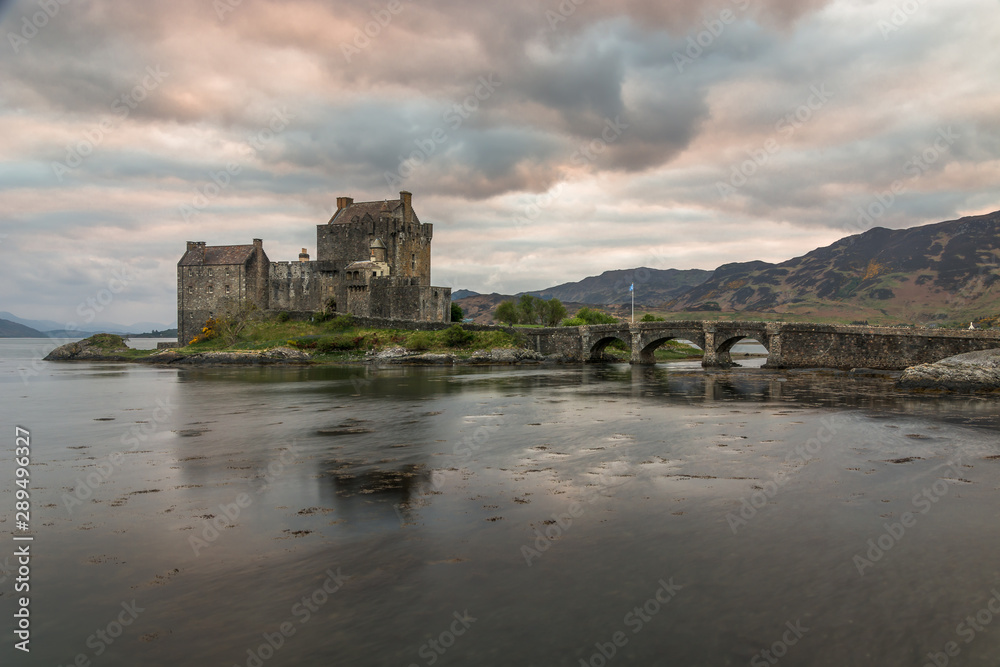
[2,0,998,326]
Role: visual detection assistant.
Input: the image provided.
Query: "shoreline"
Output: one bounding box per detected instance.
[40,333,711,368]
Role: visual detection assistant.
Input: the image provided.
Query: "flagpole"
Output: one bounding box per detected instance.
[631,283,634,324]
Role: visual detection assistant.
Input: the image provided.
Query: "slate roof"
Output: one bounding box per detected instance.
[178,244,255,266]
[328,199,420,225]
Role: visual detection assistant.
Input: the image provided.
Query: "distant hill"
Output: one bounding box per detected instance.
[454,267,712,323]
[666,210,1000,324]
[0,318,45,337]
[457,210,1000,326]
[530,268,712,306]
[0,312,174,335]
[130,328,178,338]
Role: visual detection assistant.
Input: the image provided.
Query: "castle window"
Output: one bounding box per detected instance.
[411,254,416,270]
[208,268,213,277]
[225,285,230,294]
[208,285,214,294]
[187,286,193,295]
[188,268,192,276]
[225,268,230,276]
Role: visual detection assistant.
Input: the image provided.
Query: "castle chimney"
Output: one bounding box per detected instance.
[186,241,206,261]
[299,248,310,262]
[253,238,263,248]
[400,191,412,222]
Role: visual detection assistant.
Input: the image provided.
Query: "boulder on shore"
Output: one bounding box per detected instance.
[897,349,1000,392]
[170,347,312,365]
[468,348,545,364]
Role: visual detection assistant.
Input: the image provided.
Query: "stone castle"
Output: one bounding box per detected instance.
[177,191,451,344]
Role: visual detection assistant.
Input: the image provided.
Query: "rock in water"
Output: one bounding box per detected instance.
[44,334,132,361]
[897,348,1000,392]
[469,348,545,364]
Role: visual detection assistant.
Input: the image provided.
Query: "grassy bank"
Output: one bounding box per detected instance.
[179,314,522,361]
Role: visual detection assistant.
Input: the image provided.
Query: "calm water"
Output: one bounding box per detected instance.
[1,338,999,666]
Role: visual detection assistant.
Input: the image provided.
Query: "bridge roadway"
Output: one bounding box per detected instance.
[520,320,1000,370]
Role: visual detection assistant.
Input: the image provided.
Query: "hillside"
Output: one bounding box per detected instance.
[529,268,711,306]
[665,210,1000,325]
[455,267,711,324]
[0,318,45,337]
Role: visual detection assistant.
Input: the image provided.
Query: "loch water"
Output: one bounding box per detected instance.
[1,338,999,666]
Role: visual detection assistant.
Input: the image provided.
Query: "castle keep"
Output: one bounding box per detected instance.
[177,191,451,344]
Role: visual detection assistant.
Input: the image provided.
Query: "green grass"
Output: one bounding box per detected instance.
[175,315,523,361]
[653,340,704,360]
[598,338,702,361]
[73,333,159,359]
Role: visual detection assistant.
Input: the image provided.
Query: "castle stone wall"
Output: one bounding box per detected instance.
[269,261,335,312]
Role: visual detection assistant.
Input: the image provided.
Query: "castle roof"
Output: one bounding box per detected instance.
[345,260,382,270]
[327,198,420,225]
[178,244,255,266]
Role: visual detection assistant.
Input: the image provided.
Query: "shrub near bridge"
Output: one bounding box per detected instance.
[443,324,475,347]
[562,307,619,326]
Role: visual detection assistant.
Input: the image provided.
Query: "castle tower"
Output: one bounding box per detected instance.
[370,238,387,265]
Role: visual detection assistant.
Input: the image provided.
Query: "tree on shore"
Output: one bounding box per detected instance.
[495,301,519,325]
[540,298,568,326]
[517,294,537,324]
[493,295,567,326]
[561,307,618,326]
[450,302,463,323]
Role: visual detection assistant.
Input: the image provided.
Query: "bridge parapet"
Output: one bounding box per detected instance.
[511,320,1000,369]
[773,323,1000,369]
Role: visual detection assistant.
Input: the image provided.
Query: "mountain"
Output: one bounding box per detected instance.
[666,210,1000,324]
[0,318,45,337]
[457,210,1000,326]
[0,312,174,335]
[0,312,65,332]
[451,289,480,300]
[529,268,711,306]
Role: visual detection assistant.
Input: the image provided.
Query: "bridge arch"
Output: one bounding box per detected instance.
[633,325,707,364]
[587,333,632,362]
[637,336,704,364]
[712,333,769,367]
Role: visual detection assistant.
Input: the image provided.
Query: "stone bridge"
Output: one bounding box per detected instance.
[520,321,1000,370]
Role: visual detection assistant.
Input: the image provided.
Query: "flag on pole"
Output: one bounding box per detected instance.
[629,283,634,292]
